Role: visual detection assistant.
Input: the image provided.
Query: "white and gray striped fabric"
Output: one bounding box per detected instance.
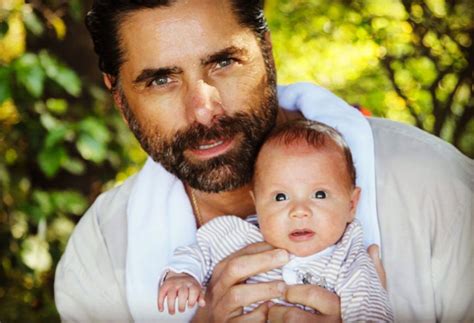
[162,216,393,321]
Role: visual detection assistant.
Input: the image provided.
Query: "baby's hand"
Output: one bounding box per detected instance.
[157,271,206,314]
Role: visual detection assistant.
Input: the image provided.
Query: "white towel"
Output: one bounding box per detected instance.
[125,82,380,321]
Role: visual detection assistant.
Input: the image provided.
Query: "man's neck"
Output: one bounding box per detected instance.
[186,183,255,224]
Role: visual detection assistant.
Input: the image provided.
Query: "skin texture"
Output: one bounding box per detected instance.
[105,0,386,320]
[253,141,361,257]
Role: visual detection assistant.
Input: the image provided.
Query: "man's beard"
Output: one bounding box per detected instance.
[119,47,278,193]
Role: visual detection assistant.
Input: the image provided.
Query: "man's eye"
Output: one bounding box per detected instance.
[216,58,234,69]
[313,191,327,199]
[274,193,288,202]
[148,76,170,87]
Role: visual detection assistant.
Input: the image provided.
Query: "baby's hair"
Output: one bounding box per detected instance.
[256,119,356,187]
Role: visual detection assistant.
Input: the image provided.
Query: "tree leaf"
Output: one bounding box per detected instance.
[76,133,107,163]
[38,50,82,97]
[78,117,111,144]
[51,191,87,215]
[46,98,68,115]
[38,145,67,177]
[22,10,44,36]
[61,158,85,175]
[13,53,46,98]
[0,66,11,104]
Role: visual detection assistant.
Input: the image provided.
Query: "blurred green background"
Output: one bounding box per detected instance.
[0,0,472,321]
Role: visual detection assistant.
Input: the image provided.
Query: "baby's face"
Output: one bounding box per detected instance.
[252,142,360,257]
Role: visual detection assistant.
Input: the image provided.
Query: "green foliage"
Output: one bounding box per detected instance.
[0,1,145,321]
[267,0,473,156]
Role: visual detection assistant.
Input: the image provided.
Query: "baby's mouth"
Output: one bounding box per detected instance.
[289,229,315,242]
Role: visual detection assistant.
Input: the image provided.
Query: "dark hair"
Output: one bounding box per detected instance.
[85,0,268,78]
[256,119,357,187]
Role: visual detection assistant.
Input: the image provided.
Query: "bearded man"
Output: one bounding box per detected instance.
[55,0,473,322]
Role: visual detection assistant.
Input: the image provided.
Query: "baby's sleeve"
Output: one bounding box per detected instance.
[160,215,263,287]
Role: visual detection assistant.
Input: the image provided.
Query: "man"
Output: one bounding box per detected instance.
[55,0,473,322]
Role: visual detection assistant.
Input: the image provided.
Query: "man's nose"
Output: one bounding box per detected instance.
[289,202,313,219]
[186,80,224,126]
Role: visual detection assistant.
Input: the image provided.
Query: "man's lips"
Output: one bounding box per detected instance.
[289,229,315,242]
[188,138,234,159]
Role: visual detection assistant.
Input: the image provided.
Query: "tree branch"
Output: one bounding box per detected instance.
[381,57,424,129]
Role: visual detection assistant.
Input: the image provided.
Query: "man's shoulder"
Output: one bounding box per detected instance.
[92,174,138,227]
[369,117,473,184]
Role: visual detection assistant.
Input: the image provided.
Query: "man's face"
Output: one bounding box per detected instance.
[115,0,278,192]
[253,141,360,257]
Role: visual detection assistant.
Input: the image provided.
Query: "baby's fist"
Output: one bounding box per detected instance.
[157,271,206,315]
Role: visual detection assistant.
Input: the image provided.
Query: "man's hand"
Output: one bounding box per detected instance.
[367,244,387,289]
[192,242,290,323]
[267,244,387,322]
[268,284,341,323]
[158,271,205,315]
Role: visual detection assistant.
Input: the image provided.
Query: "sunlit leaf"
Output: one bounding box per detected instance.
[49,15,66,40]
[44,125,67,148]
[13,53,45,98]
[61,158,86,175]
[55,65,82,97]
[21,236,52,272]
[51,191,87,215]
[39,50,82,97]
[22,9,44,36]
[38,145,67,177]
[77,133,107,163]
[46,98,68,115]
[78,117,111,144]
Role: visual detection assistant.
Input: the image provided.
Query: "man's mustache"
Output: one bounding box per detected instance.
[172,113,249,151]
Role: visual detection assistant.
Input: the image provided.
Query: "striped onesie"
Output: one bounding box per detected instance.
[161,216,393,321]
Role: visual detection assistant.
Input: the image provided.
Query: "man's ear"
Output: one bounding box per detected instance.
[103,73,129,126]
[103,73,114,91]
[348,187,361,221]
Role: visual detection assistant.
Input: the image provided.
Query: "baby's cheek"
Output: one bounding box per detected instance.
[260,220,285,246]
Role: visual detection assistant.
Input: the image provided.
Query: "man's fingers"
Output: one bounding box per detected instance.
[268,305,336,323]
[229,302,269,323]
[285,285,340,315]
[212,242,275,280]
[213,249,289,297]
[368,244,387,289]
[217,281,287,318]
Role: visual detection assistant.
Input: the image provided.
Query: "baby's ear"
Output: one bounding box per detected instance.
[348,187,361,221]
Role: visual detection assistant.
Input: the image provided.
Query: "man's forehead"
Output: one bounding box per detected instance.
[117,0,255,70]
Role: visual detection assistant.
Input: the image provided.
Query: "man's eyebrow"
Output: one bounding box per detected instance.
[201,46,248,65]
[133,67,182,84]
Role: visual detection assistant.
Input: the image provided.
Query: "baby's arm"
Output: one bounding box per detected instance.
[157,271,206,315]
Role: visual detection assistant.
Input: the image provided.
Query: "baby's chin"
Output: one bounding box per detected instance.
[286,245,327,258]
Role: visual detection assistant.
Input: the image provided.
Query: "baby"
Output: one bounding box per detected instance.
[157,120,393,321]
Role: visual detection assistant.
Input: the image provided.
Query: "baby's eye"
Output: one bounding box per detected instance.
[313,191,327,199]
[274,193,288,202]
